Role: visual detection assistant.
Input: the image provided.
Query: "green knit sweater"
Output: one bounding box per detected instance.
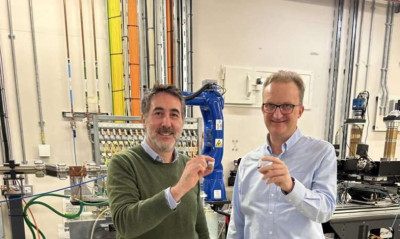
[107,145,210,239]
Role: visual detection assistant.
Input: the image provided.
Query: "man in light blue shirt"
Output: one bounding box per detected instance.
[227,71,337,239]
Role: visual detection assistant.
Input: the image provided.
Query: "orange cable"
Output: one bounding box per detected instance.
[23,199,41,239]
[128,0,141,116]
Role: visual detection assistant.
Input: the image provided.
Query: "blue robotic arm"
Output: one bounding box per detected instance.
[183,83,227,202]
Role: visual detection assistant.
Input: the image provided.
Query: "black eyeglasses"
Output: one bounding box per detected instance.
[262,103,301,114]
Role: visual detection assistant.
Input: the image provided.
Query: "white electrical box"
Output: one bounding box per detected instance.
[222,66,257,105]
[39,144,51,157]
[222,65,313,109]
[373,96,400,132]
[23,185,33,195]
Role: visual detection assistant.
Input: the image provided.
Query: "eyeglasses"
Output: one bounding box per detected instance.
[262,103,301,114]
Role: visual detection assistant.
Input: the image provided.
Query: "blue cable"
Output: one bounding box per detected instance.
[0,175,107,204]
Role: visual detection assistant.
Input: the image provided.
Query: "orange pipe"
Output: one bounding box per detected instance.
[128,0,141,116]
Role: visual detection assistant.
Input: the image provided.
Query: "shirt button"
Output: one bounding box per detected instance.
[269,211,272,214]
[269,231,273,234]
[271,193,274,197]
[289,199,292,202]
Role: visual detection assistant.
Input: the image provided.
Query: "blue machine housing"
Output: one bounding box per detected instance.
[352,98,367,111]
[183,84,227,202]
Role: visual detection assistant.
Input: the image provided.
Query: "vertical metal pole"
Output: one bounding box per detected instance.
[326,0,344,143]
[122,0,131,115]
[6,0,27,165]
[340,0,359,159]
[187,0,193,93]
[78,0,89,118]
[92,114,101,165]
[161,0,168,84]
[0,47,12,164]
[91,0,101,114]
[63,0,78,166]
[172,0,180,87]
[138,0,149,93]
[153,0,160,83]
[147,0,156,85]
[153,0,167,84]
[181,0,188,92]
[187,0,193,117]
[352,0,365,98]
[177,0,183,89]
[364,0,375,91]
[28,0,46,145]
[139,0,150,92]
[379,2,394,116]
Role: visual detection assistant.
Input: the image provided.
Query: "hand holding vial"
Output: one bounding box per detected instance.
[206,160,215,171]
[257,156,294,193]
[172,155,215,202]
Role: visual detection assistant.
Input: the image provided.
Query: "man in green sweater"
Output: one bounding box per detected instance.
[107,84,213,239]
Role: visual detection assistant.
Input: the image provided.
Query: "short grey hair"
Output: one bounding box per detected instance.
[141,84,185,118]
[263,70,305,104]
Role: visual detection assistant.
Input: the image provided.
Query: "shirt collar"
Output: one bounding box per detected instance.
[265,128,302,156]
[141,139,179,163]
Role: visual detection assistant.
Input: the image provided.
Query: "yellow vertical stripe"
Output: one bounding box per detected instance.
[108,0,125,116]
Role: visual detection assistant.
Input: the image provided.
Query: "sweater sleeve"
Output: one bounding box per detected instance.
[195,183,210,239]
[107,152,175,238]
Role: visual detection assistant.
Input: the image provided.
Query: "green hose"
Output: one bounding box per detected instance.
[23,193,108,239]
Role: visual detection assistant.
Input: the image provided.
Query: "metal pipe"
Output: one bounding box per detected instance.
[103,0,112,107]
[363,0,375,91]
[188,0,193,117]
[6,0,27,165]
[0,46,13,164]
[63,0,78,166]
[0,51,6,163]
[353,0,365,98]
[166,0,174,84]
[161,0,168,84]
[28,0,46,145]
[138,0,149,94]
[145,0,151,88]
[379,2,394,115]
[379,3,390,115]
[122,0,131,115]
[326,0,344,143]
[188,0,193,93]
[181,0,188,92]
[173,0,180,87]
[384,3,394,114]
[177,0,183,90]
[78,0,89,117]
[181,0,192,118]
[340,0,359,159]
[91,0,101,113]
[147,0,156,85]
[153,0,160,84]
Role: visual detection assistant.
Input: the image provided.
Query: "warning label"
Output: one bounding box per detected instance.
[214,190,222,199]
[216,119,223,130]
[215,139,223,148]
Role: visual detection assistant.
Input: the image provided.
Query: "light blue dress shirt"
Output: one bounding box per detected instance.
[141,140,180,210]
[227,129,337,239]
